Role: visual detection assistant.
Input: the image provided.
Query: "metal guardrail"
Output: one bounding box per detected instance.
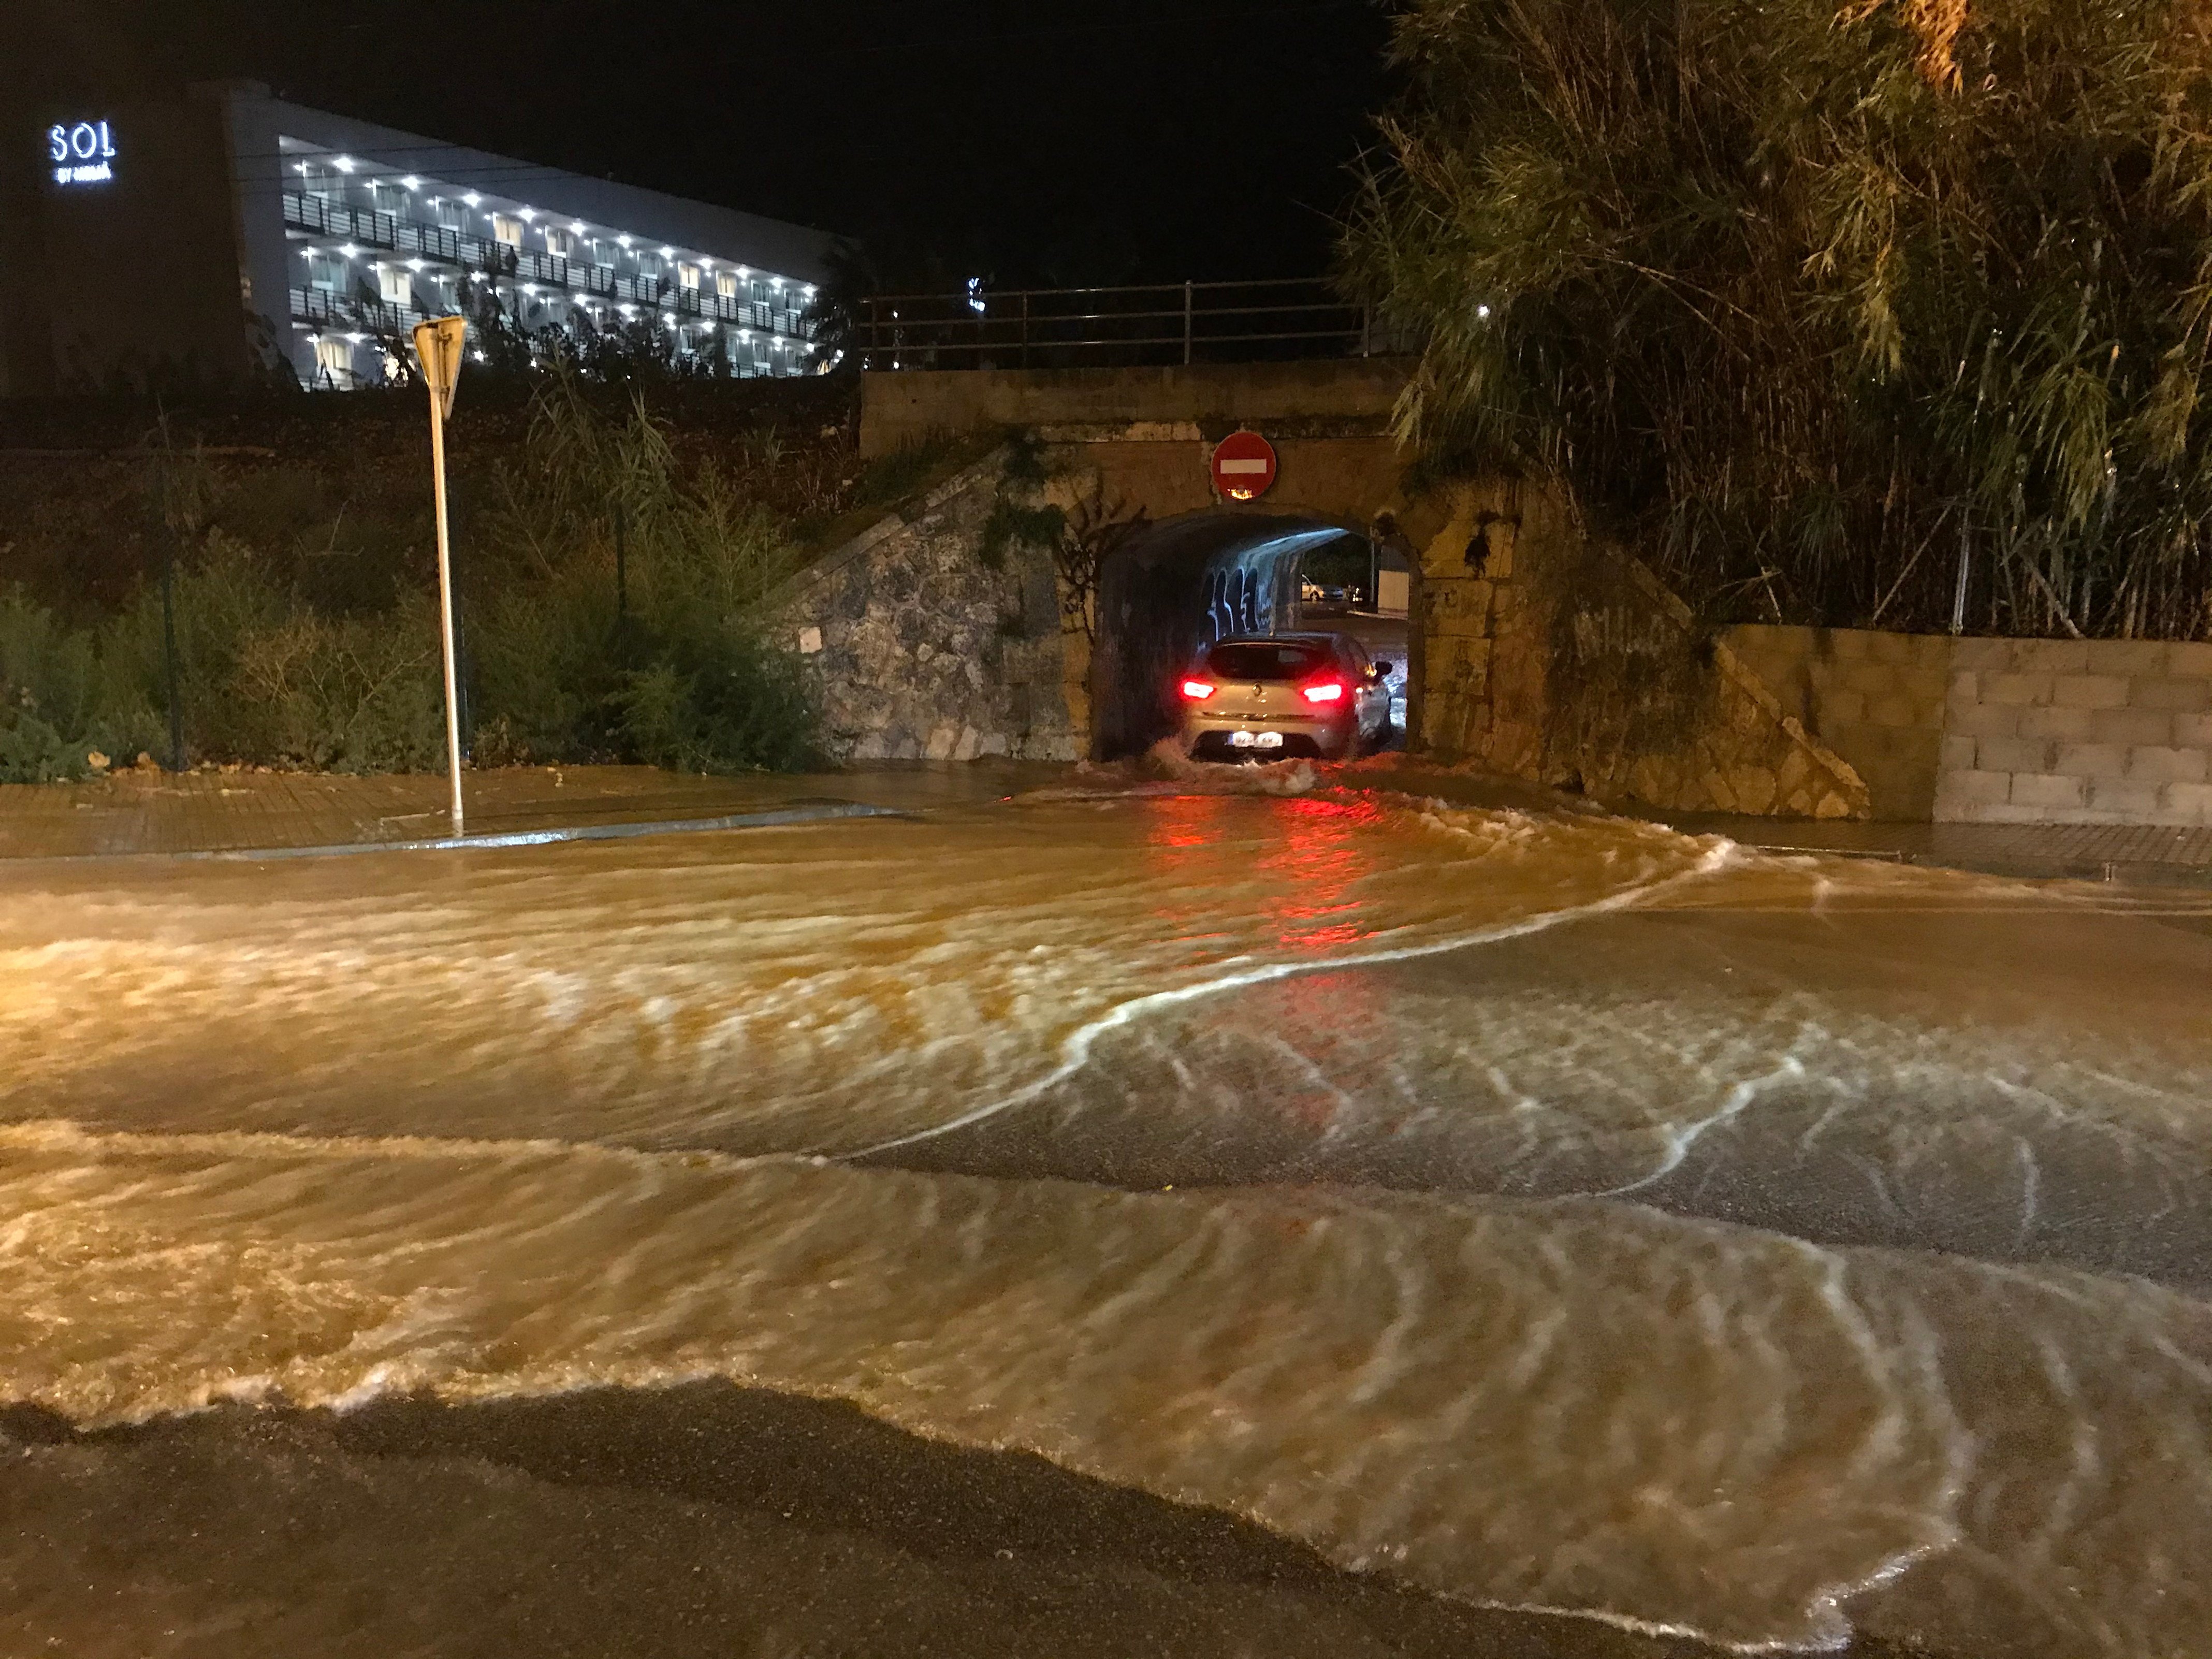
[855,278,1372,370]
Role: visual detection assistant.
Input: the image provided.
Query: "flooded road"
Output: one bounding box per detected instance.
[3,773,2209,1656]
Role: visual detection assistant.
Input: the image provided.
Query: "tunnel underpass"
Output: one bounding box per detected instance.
[1090,513,1408,760]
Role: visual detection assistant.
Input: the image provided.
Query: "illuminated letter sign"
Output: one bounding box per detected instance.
[47,121,117,186]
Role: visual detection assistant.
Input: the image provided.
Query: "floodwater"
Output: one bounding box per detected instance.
[3,768,2210,1656]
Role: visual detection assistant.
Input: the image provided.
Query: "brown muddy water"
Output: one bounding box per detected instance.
[2,771,2209,1657]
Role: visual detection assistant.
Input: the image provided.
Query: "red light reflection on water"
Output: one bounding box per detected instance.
[1257,795,1385,951]
[1142,792,1388,952]
[1139,792,1390,1133]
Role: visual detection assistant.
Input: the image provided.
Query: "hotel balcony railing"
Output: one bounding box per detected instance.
[285,192,812,338]
[290,283,817,353]
[291,286,411,333]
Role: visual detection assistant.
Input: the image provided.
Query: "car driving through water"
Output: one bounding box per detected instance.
[1178,632,1394,761]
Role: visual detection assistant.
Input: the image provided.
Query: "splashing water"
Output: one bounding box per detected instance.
[3,785,2209,1655]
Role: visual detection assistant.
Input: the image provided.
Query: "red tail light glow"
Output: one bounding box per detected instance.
[1180,679,1217,701]
[1300,680,1347,704]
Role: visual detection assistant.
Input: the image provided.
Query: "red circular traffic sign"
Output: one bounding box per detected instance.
[1210,429,1277,501]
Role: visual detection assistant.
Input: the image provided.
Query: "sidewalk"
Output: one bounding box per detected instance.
[0,763,1055,862]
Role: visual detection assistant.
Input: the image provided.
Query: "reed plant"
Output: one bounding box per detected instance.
[1347,0,2212,638]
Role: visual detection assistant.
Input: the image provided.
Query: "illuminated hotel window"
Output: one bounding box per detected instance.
[256,104,827,392]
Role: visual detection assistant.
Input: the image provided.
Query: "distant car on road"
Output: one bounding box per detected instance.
[1178,632,1394,761]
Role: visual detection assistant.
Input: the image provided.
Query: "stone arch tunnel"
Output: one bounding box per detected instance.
[1090,513,1402,759]
[789,359,1868,818]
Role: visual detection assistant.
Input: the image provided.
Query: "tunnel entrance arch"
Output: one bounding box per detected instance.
[1090,511,1384,760]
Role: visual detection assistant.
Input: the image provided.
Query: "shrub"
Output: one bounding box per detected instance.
[97,537,442,773]
[613,627,819,774]
[0,589,161,782]
[466,374,818,770]
[0,372,824,781]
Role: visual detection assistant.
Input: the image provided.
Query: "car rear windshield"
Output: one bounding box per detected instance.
[1205,641,1331,681]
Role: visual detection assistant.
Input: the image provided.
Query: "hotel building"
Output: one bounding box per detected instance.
[2,82,840,395]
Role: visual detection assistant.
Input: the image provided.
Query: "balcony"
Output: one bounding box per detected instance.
[290,286,412,334]
[283,193,812,340]
[285,193,515,275]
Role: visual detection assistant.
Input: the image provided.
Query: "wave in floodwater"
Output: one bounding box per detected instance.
[4,789,2211,1655]
[913,907,2212,1293]
[0,793,1724,1154]
[2,1122,2208,1657]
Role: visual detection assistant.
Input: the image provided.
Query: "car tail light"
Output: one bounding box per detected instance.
[1180,679,1216,701]
[1300,680,1347,704]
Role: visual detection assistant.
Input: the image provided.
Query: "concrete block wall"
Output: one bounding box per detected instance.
[1935,638,2212,825]
[859,360,1413,457]
[1723,628,2212,825]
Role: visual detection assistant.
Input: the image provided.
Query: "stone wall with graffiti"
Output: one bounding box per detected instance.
[1406,479,1870,820]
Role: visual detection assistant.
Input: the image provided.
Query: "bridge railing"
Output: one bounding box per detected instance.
[854,278,1376,370]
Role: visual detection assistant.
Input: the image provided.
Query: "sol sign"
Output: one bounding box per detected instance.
[48,121,117,187]
[1210,429,1277,501]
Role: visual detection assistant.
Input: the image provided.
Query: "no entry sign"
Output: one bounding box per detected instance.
[1210,429,1277,501]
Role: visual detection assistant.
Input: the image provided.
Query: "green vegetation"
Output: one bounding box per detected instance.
[0,376,823,782]
[0,589,163,783]
[1348,0,2212,638]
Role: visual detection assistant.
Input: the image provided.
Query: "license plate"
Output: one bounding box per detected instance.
[1230,731,1283,749]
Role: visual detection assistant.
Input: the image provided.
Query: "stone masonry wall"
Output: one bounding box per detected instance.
[1935,638,2212,825]
[1723,627,1949,819]
[1410,479,1871,819]
[767,456,1083,764]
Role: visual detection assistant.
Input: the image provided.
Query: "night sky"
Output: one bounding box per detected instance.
[10,0,1395,286]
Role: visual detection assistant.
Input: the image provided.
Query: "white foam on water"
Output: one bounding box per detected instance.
[5,793,2210,1655]
[1,1119,2207,1656]
[843,837,1738,1156]
[0,792,1724,1159]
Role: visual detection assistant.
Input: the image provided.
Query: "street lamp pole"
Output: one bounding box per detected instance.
[413,316,469,838]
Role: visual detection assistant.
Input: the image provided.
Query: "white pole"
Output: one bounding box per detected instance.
[428,386,465,837]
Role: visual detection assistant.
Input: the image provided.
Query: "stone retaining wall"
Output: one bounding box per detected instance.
[1723,627,1950,819]
[766,456,1083,763]
[1407,480,1872,820]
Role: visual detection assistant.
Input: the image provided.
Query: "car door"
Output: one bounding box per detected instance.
[1341,639,1386,739]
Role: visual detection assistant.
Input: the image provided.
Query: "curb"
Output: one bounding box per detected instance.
[13,799,907,866]
[1729,838,2212,890]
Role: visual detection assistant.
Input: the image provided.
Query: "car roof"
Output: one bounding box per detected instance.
[1208,632,1346,647]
